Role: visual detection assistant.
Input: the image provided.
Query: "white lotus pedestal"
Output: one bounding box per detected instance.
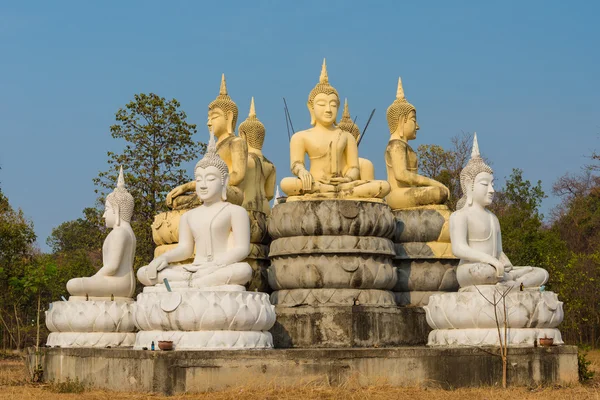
[45,298,135,348]
[424,286,564,347]
[133,286,276,350]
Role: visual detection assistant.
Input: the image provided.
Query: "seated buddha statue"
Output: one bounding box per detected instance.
[166,74,247,209]
[280,59,390,200]
[450,135,549,288]
[137,132,253,289]
[66,167,136,298]
[337,98,375,180]
[384,78,450,210]
[238,97,276,215]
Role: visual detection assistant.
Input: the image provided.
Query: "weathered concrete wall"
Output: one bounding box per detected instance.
[29,346,578,395]
[271,305,430,347]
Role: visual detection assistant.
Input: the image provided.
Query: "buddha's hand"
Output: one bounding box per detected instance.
[166,186,184,207]
[329,176,352,184]
[490,258,505,278]
[146,256,169,279]
[298,169,313,191]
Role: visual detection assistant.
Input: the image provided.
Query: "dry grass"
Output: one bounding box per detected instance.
[1,352,600,399]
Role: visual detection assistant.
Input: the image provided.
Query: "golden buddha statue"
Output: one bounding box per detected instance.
[280,60,390,201]
[166,74,247,209]
[238,97,276,215]
[337,99,375,181]
[384,78,450,210]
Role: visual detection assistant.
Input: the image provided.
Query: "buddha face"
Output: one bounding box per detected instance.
[103,200,117,228]
[311,93,339,127]
[195,166,229,203]
[403,111,419,140]
[470,172,495,207]
[207,107,233,137]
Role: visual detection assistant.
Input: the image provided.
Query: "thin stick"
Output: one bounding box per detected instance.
[358,109,376,146]
[283,98,296,134]
[283,107,291,142]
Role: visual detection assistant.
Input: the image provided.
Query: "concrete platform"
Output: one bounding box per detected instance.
[29,345,578,395]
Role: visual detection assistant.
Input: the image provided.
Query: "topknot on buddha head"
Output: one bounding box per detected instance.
[307,59,340,125]
[208,74,239,132]
[386,77,416,134]
[106,167,135,223]
[195,130,229,185]
[238,97,266,150]
[457,133,494,209]
[338,98,360,141]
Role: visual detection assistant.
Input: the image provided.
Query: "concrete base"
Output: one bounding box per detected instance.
[270,305,430,348]
[29,346,579,395]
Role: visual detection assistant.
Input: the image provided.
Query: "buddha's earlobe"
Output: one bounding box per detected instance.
[115,204,121,227]
[309,108,316,126]
[226,110,234,134]
[467,194,473,207]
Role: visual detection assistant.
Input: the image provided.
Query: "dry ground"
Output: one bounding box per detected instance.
[1,351,600,399]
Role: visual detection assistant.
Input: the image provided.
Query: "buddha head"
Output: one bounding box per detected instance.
[239,97,265,150]
[307,59,340,127]
[338,98,360,142]
[386,78,419,140]
[195,130,230,202]
[457,134,494,210]
[105,167,134,227]
[207,74,239,138]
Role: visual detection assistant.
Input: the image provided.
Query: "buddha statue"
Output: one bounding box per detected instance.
[384,78,450,210]
[137,132,253,289]
[280,59,390,200]
[337,99,375,180]
[238,97,276,215]
[166,74,247,209]
[66,167,136,298]
[450,135,549,288]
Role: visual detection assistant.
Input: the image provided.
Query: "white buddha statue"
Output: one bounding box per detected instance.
[66,167,136,298]
[137,131,253,290]
[450,135,549,288]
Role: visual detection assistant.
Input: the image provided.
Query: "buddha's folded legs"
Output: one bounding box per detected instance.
[191,262,253,288]
[280,177,312,196]
[340,180,390,199]
[507,267,549,288]
[456,262,500,288]
[386,186,448,210]
[137,265,192,286]
[67,275,135,298]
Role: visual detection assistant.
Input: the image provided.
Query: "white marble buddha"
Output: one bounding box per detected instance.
[66,167,136,298]
[137,132,253,289]
[280,59,390,200]
[450,135,549,288]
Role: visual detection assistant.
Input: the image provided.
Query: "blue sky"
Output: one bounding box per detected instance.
[1,1,598,252]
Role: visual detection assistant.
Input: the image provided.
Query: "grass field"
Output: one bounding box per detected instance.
[1,351,600,399]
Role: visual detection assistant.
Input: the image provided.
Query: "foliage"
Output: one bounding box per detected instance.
[47,377,86,393]
[92,93,203,271]
[578,348,595,383]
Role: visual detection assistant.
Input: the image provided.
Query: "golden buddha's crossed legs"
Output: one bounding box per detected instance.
[386,186,448,210]
[280,177,390,199]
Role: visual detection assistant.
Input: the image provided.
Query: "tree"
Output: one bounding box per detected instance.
[93,93,203,270]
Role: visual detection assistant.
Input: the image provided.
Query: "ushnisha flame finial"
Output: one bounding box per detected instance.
[386,76,416,134]
[307,58,339,110]
[471,132,480,158]
[219,73,228,96]
[117,166,125,189]
[106,166,134,222]
[249,97,256,118]
[338,98,360,141]
[319,58,329,83]
[396,77,405,100]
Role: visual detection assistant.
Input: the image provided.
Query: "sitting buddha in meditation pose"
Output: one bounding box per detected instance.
[384,78,450,210]
[166,74,247,209]
[337,99,374,180]
[66,167,136,298]
[238,97,276,215]
[280,60,390,200]
[450,135,549,288]
[137,132,253,289]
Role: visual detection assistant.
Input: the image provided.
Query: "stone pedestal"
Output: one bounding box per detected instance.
[133,287,276,350]
[45,298,135,348]
[268,200,401,347]
[392,205,459,306]
[424,286,564,347]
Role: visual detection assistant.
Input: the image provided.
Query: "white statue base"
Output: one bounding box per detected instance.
[428,328,563,347]
[45,298,135,348]
[133,287,276,350]
[424,286,564,347]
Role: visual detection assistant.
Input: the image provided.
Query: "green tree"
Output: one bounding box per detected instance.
[93,93,203,270]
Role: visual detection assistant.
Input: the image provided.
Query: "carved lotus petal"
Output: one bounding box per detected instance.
[220,293,238,324]
[199,296,227,330]
[173,299,196,331]
[93,309,117,332]
[251,305,268,331]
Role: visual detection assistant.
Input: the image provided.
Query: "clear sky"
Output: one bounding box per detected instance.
[1,1,599,252]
